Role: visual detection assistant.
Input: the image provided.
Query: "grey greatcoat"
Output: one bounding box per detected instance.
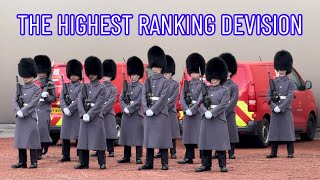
[142,73,173,149]
[119,81,144,146]
[223,79,239,143]
[199,85,231,151]
[267,76,295,142]
[102,81,118,140]
[36,78,56,143]
[60,81,81,140]
[77,80,107,150]
[180,78,203,144]
[13,81,41,149]
[167,78,181,139]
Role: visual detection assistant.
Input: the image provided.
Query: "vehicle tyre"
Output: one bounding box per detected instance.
[255,118,270,148]
[300,113,316,141]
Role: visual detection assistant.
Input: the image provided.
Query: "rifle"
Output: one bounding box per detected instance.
[42,72,54,92]
[199,67,211,109]
[145,69,152,108]
[61,75,72,106]
[16,76,24,108]
[122,58,131,105]
[267,63,280,105]
[81,72,91,112]
[183,72,192,107]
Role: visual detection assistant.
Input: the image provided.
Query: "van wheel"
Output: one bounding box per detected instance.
[300,114,316,141]
[114,116,121,146]
[255,118,269,148]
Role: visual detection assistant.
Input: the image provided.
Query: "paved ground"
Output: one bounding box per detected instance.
[1,134,320,180]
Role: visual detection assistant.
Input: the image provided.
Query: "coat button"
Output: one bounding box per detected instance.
[211,94,213,96]
[89,92,91,93]
[24,94,26,96]
[70,90,72,92]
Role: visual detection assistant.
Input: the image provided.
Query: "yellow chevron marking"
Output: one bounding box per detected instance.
[56,118,62,126]
[236,114,247,127]
[237,101,254,120]
[179,111,184,120]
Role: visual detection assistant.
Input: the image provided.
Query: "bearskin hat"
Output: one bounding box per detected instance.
[84,56,103,80]
[274,50,293,75]
[205,57,228,84]
[161,55,176,75]
[66,59,82,80]
[34,55,51,76]
[147,45,166,69]
[103,59,117,81]
[18,58,37,78]
[186,53,206,75]
[219,53,237,77]
[127,56,144,79]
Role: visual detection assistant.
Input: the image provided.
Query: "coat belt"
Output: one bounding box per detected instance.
[150,97,159,101]
[280,96,286,100]
[210,105,217,109]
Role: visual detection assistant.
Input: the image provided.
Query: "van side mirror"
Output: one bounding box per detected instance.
[305,80,312,89]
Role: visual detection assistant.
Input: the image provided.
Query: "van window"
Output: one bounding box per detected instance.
[232,66,247,91]
[288,69,304,90]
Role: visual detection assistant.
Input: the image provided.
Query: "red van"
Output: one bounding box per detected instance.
[179,61,317,147]
[48,62,149,145]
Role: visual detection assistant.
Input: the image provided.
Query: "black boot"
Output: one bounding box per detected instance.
[59,156,71,162]
[74,164,89,169]
[42,143,49,155]
[138,164,153,170]
[228,143,236,159]
[13,149,27,168]
[220,166,228,172]
[29,163,38,169]
[37,149,42,160]
[212,152,218,159]
[266,154,278,158]
[11,162,27,168]
[117,157,130,163]
[77,150,89,169]
[108,152,114,157]
[154,152,162,158]
[162,164,169,170]
[217,151,227,172]
[100,164,106,169]
[229,154,236,159]
[171,153,177,159]
[90,151,98,157]
[195,166,211,172]
[287,141,294,158]
[136,158,142,164]
[267,142,278,158]
[177,158,193,164]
